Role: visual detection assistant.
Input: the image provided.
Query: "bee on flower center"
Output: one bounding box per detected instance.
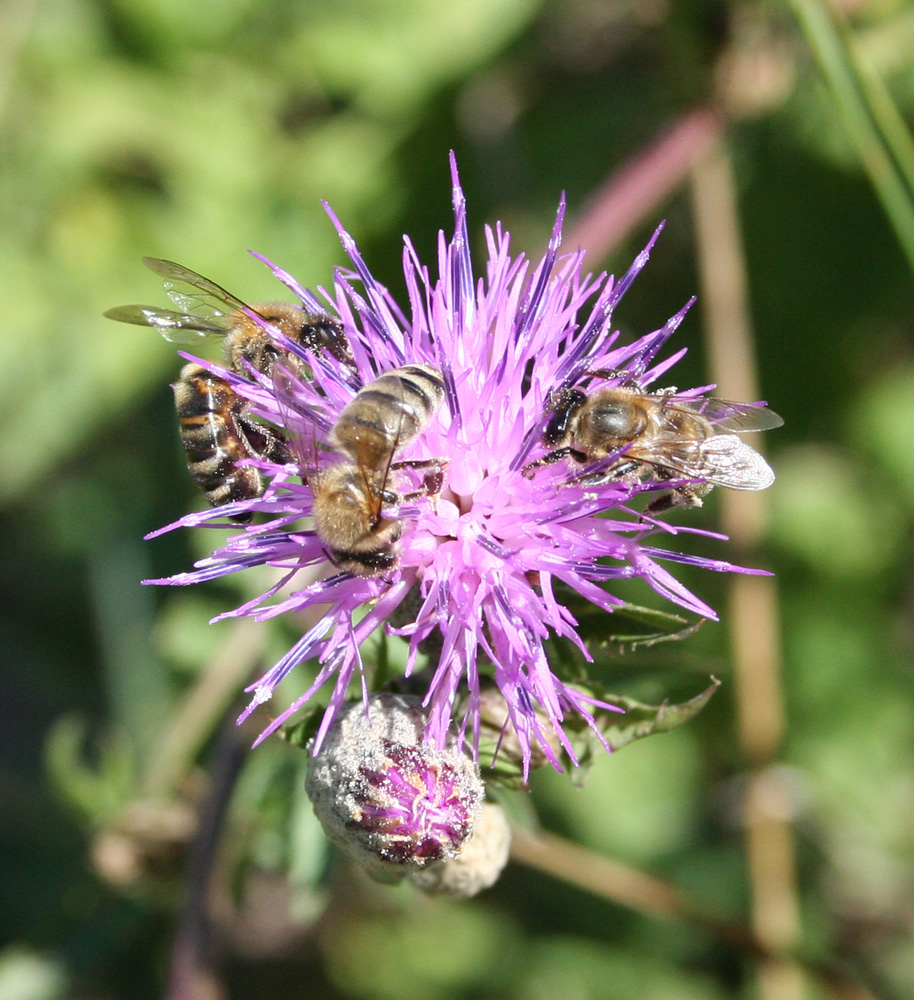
[305,364,447,576]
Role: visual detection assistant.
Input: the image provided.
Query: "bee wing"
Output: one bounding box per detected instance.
[273,366,316,469]
[637,434,774,491]
[272,364,342,491]
[346,371,409,521]
[362,375,406,519]
[358,454,386,522]
[141,257,256,324]
[697,435,775,489]
[667,396,783,432]
[103,304,228,343]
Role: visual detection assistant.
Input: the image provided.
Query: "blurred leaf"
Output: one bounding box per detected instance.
[152,592,235,675]
[770,444,906,576]
[851,364,914,505]
[323,897,516,1000]
[106,0,261,49]
[0,947,67,1000]
[302,0,540,115]
[517,937,728,1000]
[858,7,914,81]
[485,783,540,832]
[45,716,137,824]
[287,774,330,923]
[848,11,914,200]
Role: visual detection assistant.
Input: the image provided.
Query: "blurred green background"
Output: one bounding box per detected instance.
[2,0,913,998]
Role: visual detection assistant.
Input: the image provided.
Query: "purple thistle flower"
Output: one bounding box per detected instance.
[147,154,771,777]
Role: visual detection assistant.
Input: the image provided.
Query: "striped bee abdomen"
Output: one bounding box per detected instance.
[173,363,263,516]
[331,364,445,459]
[310,363,446,577]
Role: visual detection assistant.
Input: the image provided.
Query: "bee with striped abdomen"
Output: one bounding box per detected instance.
[523,379,781,513]
[106,258,354,521]
[305,364,447,576]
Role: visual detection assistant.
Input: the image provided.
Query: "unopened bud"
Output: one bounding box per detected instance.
[408,801,511,897]
[477,685,559,777]
[306,694,484,879]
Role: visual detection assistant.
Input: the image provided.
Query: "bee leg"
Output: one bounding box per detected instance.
[643,492,681,515]
[643,482,712,515]
[217,416,289,523]
[392,458,449,500]
[522,447,589,478]
[586,367,642,388]
[236,414,291,465]
[390,457,446,475]
[572,458,644,488]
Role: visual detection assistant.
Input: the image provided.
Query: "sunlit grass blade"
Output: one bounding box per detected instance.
[848,23,914,207]
[789,0,914,275]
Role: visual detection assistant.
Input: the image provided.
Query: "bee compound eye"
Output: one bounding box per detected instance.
[543,411,568,445]
[543,388,586,444]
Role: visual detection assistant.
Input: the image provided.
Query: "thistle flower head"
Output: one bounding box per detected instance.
[149,155,771,777]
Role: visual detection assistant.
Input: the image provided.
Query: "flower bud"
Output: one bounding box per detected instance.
[306,693,484,879]
[408,801,511,897]
[476,685,558,776]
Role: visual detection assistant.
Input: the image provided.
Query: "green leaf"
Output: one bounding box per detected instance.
[44,716,137,824]
[279,703,327,750]
[473,677,720,790]
[789,0,914,275]
[476,736,533,791]
[565,679,721,787]
[594,602,706,649]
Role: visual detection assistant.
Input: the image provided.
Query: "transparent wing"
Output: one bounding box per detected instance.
[141,257,254,321]
[666,396,783,432]
[373,373,405,500]
[633,434,774,491]
[105,258,259,344]
[697,434,775,489]
[273,366,318,473]
[103,304,228,343]
[350,374,405,518]
[272,364,344,492]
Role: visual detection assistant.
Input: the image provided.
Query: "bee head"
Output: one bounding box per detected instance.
[543,388,587,445]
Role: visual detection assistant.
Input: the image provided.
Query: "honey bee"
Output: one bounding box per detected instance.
[105,258,355,521]
[282,364,447,576]
[523,379,782,512]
